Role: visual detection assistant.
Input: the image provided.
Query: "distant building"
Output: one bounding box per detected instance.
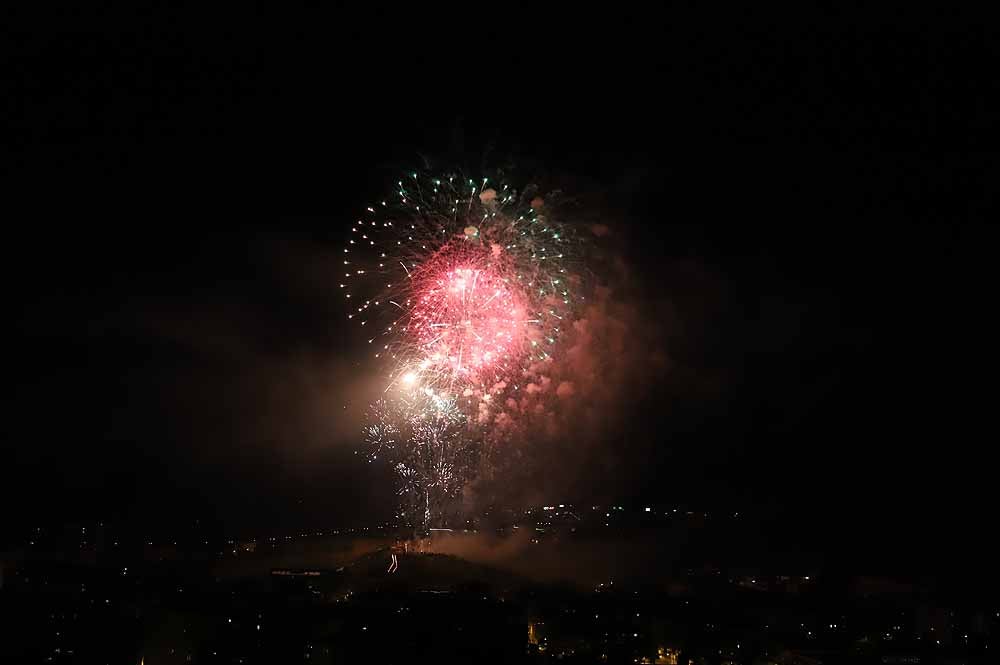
[646,646,679,664]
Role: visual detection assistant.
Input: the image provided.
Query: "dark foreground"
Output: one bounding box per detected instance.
[2,529,997,664]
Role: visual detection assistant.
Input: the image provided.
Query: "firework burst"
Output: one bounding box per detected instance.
[347,169,589,534]
[342,170,582,403]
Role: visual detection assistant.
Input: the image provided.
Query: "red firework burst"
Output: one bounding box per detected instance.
[406,241,534,388]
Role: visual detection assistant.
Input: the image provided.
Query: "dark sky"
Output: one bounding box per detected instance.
[6,8,995,574]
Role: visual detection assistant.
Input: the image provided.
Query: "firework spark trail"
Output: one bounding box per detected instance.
[364,389,478,535]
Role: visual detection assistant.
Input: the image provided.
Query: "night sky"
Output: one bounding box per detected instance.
[7,8,995,580]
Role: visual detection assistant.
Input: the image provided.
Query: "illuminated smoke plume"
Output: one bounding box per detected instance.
[477,299,659,498]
